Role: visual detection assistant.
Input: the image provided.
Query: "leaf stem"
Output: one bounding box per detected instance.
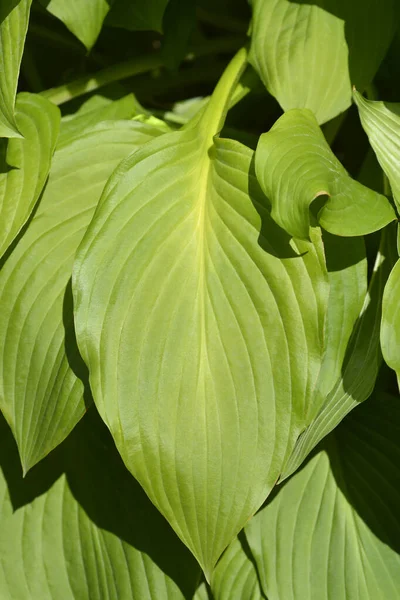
[40,36,245,106]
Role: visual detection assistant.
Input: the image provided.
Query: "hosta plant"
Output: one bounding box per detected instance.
[1,0,400,598]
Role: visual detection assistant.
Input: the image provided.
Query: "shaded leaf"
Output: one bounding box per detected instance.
[0,407,200,599]
[255,109,395,240]
[0,118,166,474]
[162,0,196,70]
[211,533,265,599]
[73,49,331,578]
[381,259,400,386]
[0,0,32,137]
[106,0,169,33]
[246,392,400,600]
[0,92,60,260]
[283,227,395,479]
[248,0,398,124]
[39,0,112,50]
[354,90,400,212]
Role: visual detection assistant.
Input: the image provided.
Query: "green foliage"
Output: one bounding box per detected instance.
[0,0,400,597]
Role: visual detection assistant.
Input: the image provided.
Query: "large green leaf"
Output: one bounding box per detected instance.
[246,392,400,600]
[39,0,112,50]
[0,92,60,260]
[59,94,142,147]
[354,90,400,212]
[255,109,395,240]
[211,533,265,599]
[0,118,166,474]
[248,0,398,124]
[282,227,395,479]
[105,0,169,33]
[73,49,331,578]
[0,407,200,599]
[0,0,32,138]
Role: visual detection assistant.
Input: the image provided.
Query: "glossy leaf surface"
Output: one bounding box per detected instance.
[0,0,32,137]
[246,393,400,600]
[255,109,395,240]
[0,118,165,474]
[0,92,60,259]
[0,408,200,599]
[249,0,398,124]
[73,50,331,577]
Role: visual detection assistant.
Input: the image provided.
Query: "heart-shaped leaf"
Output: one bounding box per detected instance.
[0,0,32,137]
[248,0,398,124]
[0,117,166,474]
[246,392,400,600]
[73,49,332,578]
[255,109,395,240]
[0,93,60,261]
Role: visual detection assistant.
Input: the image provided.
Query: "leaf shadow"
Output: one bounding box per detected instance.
[0,405,200,598]
[287,0,398,91]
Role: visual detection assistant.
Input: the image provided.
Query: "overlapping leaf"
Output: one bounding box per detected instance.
[354,90,400,211]
[106,0,169,32]
[0,408,200,599]
[211,534,265,599]
[0,92,60,259]
[246,393,400,600]
[248,0,398,124]
[282,227,396,479]
[255,109,395,240]
[354,91,400,383]
[39,0,112,50]
[0,117,166,474]
[0,0,32,137]
[73,50,332,577]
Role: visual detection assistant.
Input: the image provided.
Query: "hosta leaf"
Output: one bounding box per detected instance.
[246,392,400,600]
[283,227,395,479]
[73,49,331,577]
[211,533,265,599]
[354,90,400,212]
[381,259,400,386]
[162,0,196,70]
[0,0,32,138]
[106,0,169,33]
[255,109,395,240]
[0,407,200,599]
[59,94,141,147]
[39,0,112,50]
[248,0,398,124]
[0,118,166,474]
[0,92,60,260]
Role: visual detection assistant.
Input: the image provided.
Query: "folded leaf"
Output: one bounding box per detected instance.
[0,408,200,599]
[0,118,166,474]
[381,259,400,386]
[246,392,400,600]
[248,0,398,124]
[282,227,395,479]
[73,49,331,578]
[255,109,396,240]
[39,0,112,50]
[211,533,265,600]
[0,0,32,137]
[354,90,400,213]
[106,0,169,32]
[0,92,60,260]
